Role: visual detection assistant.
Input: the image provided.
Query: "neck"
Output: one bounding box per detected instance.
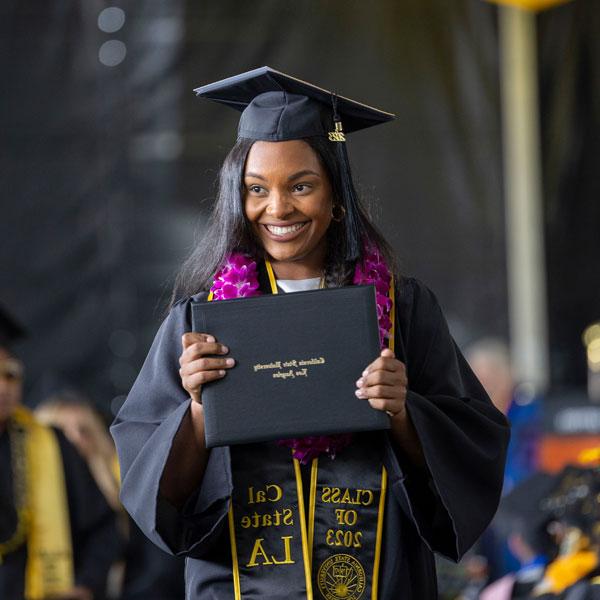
[267,256,325,281]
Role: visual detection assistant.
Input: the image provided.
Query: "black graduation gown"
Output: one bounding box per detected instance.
[111,276,510,599]
[120,518,186,600]
[0,426,120,600]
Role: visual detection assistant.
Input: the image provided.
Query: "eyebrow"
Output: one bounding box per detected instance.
[245,172,267,181]
[244,169,321,182]
[288,169,321,181]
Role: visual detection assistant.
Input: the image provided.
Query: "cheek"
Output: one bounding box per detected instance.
[314,202,333,232]
[243,197,260,224]
[9,381,22,401]
[314,185,333,228]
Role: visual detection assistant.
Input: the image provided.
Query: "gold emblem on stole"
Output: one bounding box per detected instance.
[317,553,366,600]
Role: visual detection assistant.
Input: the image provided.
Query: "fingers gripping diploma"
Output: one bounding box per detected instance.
[356,348,425,466]
[179,333,235,403]
[355,348,408,416]
[161,333,233,506]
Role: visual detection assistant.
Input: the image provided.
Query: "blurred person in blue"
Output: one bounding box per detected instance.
[466,339,543,584]
[467,338,541,492]
[0,306,119,600]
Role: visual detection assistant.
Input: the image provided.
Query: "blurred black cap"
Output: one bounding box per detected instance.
[0,304,26,349]
[194,66,395,141]
[541,465,600,533]
[497,472,560,555]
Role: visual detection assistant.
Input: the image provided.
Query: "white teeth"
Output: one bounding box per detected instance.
[266,223,305,236]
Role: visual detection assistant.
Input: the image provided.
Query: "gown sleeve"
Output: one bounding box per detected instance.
[384,278,510,561]
[110,296,233,558]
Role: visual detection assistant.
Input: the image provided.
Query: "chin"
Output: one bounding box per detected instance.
[260,241,296,258]
[264,247,306,264]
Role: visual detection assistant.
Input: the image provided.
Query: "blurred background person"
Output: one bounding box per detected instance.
[35,392,185,600]
[466,338,541,493]
[531,462,600,598]
[480,472,559,600]
[468,339,543,580]
[438,339,544,596]
[36,394,122,512]
[0,306,119,600]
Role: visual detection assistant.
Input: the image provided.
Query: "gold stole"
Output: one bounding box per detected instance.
[208,260,396,599]
[228,440,386,600]
[11,406,74,599]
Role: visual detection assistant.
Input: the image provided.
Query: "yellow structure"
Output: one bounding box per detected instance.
[584,323,600,373]
[486,0,573,12]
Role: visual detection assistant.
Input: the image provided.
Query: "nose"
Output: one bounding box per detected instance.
[266,190,294,219]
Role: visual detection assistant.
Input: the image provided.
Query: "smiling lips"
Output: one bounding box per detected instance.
[263,222,308,239]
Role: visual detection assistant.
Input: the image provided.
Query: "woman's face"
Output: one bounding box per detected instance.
[243,140,333,279]
[58,408,97,459]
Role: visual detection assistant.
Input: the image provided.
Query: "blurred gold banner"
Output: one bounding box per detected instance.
[485,0,573,11]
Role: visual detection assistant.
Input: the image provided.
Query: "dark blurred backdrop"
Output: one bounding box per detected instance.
[1,0,598,414]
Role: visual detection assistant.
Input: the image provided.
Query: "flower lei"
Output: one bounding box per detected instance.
[210,242,393,463]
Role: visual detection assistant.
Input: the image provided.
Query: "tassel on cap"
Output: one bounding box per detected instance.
[329,93,363,261]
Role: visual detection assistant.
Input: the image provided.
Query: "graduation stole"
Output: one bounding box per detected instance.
[208,247,395,599]
[6,407,74,599]
[228,438,386,600]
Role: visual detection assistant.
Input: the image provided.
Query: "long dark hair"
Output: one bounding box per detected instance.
[171,136,396,304]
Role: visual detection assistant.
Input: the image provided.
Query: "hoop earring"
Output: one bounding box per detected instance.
[331,204,346,222]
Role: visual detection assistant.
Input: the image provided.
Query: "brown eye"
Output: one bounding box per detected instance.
[293,183,311,193]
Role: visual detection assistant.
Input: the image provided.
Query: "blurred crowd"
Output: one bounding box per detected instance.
[0,306,184,600]
[438,339,600,600]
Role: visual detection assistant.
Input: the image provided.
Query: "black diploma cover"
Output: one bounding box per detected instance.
[191,285,390,447]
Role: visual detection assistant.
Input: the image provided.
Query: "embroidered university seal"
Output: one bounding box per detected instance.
[317,553,366,600]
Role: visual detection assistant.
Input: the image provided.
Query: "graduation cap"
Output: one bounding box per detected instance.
[193,66,395,142]
[0,304,26,349]
[496,472,560,556]
[538,465,600,539]
[194,67,395,260]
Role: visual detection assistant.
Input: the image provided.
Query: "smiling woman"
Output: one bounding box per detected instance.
[111,67,510,600]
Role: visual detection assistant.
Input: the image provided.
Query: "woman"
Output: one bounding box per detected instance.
[111,67,510,599]
[36,394,186,600]
[35,395,122,512]
[0,316,119,600]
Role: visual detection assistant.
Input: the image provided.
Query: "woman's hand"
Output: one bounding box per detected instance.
[179,333,235,403]
[357,348,425,467]
[161,333,227,506]
[355,348,407,417]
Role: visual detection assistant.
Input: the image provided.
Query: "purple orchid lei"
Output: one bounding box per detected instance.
[209,242,393,464]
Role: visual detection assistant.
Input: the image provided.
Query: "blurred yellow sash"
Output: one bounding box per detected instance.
[12,406,73,599]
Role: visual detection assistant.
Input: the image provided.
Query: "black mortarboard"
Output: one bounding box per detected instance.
[0,304,26,349]
[193,66,395,142]
[496,472,559,555]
